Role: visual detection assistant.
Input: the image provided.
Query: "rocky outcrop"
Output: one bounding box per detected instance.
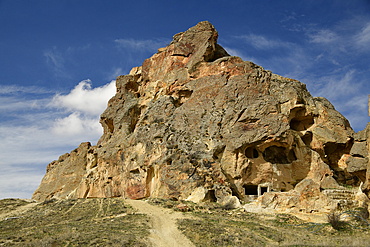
[362,124,370,192]
[33,21,369,214]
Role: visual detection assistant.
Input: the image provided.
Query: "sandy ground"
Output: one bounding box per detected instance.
[126,199,195,247]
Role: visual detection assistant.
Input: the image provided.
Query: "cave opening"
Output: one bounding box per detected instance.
[260,186,268,195]
[289,115,314,131]
[243,184,269,196]
[263,146,289,164]
[262,146,297,164]
[301,131,313,146]
[288,149,297,162]
[204,189,217,202]
[101,117,114,133]
[243,185,258,195]
[323,142,352,169]
[245,147,259,159]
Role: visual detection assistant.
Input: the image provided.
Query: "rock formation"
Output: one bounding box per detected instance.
[33,21,370,213]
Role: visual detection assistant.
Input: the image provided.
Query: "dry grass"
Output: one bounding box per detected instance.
[0,198,150,246]
[148,198,370,247]
[2,198,370,246]
[0,199,30,215]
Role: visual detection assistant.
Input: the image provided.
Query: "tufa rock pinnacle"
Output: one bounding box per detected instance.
[33,22,370,214]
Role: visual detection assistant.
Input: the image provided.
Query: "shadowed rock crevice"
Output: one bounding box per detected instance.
[290,115,314,131]
[101,117,114,134]
[262,146,297,164]
[301,131,313,146]
[172,89,193,107]
[245,146,259,159]
[128,105,142,133]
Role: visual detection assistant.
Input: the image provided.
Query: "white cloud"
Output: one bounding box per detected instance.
[340,95,369,132]
[305,19,370,55]
[44,47,65,74]
[0,96,38,112]
[355,22,370,51]
[306,69,369,131]
[51,79,116,116]
[0,167,44,199]
[107,67,126,80]
[0,85,51,94]
[0,85,52,112]
[223,46,245,59]
[237,34,291,50]
[309,29,338,44]
[48,79,116,139]
[49,79,116,139]
[52,112,102,137]
[0,80,116,199]
[115,38,168,52]
[228,34,312,78]
[316,70,358,100]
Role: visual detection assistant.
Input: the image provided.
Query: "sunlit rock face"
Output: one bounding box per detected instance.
[33,22,368,212]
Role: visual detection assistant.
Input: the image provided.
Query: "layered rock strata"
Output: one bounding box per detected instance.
[33,22,370,213]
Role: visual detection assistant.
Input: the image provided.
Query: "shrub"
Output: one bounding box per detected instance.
[327,211,343,230]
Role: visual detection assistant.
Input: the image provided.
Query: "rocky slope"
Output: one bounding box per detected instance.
[33,21,370,214]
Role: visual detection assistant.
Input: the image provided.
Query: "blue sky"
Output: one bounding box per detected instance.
[0,0,369,199]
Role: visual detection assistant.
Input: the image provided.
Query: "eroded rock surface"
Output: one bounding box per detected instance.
[33,22,369,214]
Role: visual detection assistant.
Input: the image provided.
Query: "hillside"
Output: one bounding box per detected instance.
[2,198,370,246]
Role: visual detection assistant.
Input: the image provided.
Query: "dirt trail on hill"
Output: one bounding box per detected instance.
[126,199,195,247]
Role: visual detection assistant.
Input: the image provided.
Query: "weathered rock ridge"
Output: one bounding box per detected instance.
[33,22,370,213]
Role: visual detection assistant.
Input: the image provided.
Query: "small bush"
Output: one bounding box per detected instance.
[353,207,369,220]
[327,211,344,230]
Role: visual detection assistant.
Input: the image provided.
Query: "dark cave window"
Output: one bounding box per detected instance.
[204,190,217,202]
[243,185,258,195]
[130,168,140,174]
[260,187,268,195]
[288,149,297,162]
[289,116,314,131]
[262,146,289,164]
[301,131,313,146]
[245,147,259,159]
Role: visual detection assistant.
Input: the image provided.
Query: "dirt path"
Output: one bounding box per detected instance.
[126,199,195,247]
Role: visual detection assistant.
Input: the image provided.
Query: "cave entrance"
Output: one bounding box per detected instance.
[245,147,259,159]
[244,185,258,195]
[262,146,297,164]
[260,186,268,195]
[204,189,217,202]
[289,115,314,131]
[243,184,270,197]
